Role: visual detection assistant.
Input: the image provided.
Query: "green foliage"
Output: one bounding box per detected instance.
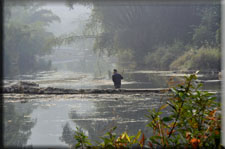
[85,3,220,71]
[170,49,195,70]
[73,126,146,148]
[117,49,136,70]
[72,73,221,148]
[192,5,221,48]
[99,127,144,148]
[146,72,221,148]
[98,126,118,148]
[86,3,203,69]
[170,47,221,71]
[4,2,60,78]
[144,41,186,70]
[188,47,221,71]
[74,127,92,149]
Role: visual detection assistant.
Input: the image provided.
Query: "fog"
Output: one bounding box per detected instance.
[3,0,221,80]
[4,1,116,79]
[42,3,114,75]
[44,3,92,36]
[3,0,222,147]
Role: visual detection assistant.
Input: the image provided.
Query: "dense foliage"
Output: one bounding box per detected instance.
[85,1,221,71]
[4,2,60,78]
[147,73,221,148]
[72,73,221,148]
[170,47,221,71]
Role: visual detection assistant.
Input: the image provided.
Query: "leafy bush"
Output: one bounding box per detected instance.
[145,41,186,70]
[170,47,221,71]
[73,73,221,148]
[147,72,221,148]
[74,126,146,149]
[169,49,195,70]
[188,47,221,71]
[74,127,92,149]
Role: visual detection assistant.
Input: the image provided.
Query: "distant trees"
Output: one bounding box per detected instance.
[4,1,60,78]
[86,1,221,71]
[192,5,221,48]
[172,4,221,71]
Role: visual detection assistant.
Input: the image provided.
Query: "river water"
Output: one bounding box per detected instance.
[3,70,221,147]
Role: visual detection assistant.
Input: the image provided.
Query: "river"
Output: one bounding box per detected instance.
[3,70,221,147]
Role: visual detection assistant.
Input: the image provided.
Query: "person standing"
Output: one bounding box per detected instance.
[112,69,123,89]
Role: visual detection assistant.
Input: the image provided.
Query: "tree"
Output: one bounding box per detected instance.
[192,5,221,48]
[4,1,60,78]
[86,2,202,69]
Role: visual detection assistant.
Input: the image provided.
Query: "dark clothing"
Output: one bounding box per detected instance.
[112,73,123,88]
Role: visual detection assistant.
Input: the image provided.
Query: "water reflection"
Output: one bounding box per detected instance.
[60,122,76,147]
[4,93,164,147]
[3,71,221,147]
[66,94,162,145]
[4,101,37,147]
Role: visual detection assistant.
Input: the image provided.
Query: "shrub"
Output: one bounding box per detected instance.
[189,47,221,71]
[73,73,221,148]
[169,49,195,70]
[145,41,186,70]
[147,72,221,148]
[170,47,221,71]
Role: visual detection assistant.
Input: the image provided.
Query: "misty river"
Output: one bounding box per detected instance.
[3,70,221,147]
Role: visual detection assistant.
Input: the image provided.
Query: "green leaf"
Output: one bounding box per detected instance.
[208,97,217,101]
[178,132,186,143]
[149,136,161,145]
[178,92,184,98]
[157,112,163,115]
[111,126,117,131]
[150,135,162,140]
[204,92,214,97]
[75,143,81,148]
[87,141,92,146]
[159,104,169,111]
[162,116,173,122]
[133,130,141,144]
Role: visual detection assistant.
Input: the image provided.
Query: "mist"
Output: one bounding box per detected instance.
[3,1,115,80]
[3,1,221,79]
[3,0,222,148]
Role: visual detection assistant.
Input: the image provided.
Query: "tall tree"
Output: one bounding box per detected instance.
[4,1,60,78]
[84,1,220,70]
[86,2,202,68]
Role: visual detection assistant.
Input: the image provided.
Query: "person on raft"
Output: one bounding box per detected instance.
[112,69,123,89]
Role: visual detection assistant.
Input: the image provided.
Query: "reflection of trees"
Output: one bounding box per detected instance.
[63,96,156,145]
[123,73,168,88]
[60,123,76,147]
[4,102,37,147]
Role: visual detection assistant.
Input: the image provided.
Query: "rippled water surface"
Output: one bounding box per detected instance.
[4,93,166,147]
[3,71,221,147]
